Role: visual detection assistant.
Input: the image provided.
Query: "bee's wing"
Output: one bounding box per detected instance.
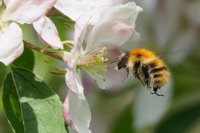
[133,61,145,86]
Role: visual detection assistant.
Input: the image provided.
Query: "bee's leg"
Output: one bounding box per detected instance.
[117,54,129,70]
[117,54,129,77]
[141,65,152,89]
[133,61,145,86]
[150,87,164,96]
[133,61,140,77]
[126,68,129,77]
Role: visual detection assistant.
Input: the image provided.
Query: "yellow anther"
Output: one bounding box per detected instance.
[76,46,109,82]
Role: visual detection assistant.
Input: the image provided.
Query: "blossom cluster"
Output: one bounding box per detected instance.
[0,0,142,133]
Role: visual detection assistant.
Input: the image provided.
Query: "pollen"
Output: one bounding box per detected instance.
[77,47,108,66]
[0,20,8,31]
[77,47,109,82]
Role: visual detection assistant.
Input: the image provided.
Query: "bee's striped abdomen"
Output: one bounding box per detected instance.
[149,60,169,89]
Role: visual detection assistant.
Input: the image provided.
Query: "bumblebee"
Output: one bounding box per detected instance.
[117,48,170,96]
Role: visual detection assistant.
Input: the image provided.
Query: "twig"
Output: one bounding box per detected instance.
[23,41,64,61]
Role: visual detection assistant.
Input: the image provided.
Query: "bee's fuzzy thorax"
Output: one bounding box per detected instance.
[129,48,156,58]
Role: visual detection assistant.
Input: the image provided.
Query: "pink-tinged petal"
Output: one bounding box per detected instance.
[84,22,134,54]
[54,0,113,21]
[121,30,141,50]
[75,2,142,54]
[63,91,91,133]
[0,22,24,66]
[65,68,84,95]
[72,12,93,55]
[65,58,84,95]
[95,47,128,89]
[4,0,57,24]
[63,58,91,133]
[33,16,63,50]
[63,94,76,130]
[95,62,128,89]
[64,58,91,132]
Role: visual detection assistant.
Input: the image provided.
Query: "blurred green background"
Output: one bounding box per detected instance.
[1,0,200,133]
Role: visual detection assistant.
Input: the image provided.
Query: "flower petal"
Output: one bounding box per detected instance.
[65,58,85,95]
[72,12,93,55]
[4,0,57,24]
[65,68,84,96]
[63,91,91,133]
[64,58,91,133]
[134,78,173,130]
[54,0,114,21]
[84,22,134,54]
[0,22,24,66]
[94,47,128,89]
[75,2,142,54]
[121,30,141,50]
[33,16,63,49]
[63,95,75,130]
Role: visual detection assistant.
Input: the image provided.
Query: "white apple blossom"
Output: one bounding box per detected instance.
[60,1,143,133]
[0,0,57,65]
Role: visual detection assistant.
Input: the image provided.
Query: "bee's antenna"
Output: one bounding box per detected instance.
[104,57,119,64]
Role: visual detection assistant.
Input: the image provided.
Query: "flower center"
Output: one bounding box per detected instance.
[0,18,8,31]
[77,47,109,81]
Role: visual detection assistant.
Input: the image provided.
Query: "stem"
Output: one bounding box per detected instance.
[24,41,64,61]
[62,40,74,49]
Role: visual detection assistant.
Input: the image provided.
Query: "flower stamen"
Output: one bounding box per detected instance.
[77,47,109,82]
[83,67,106,82]
[77,47,108,65]
[0,19,8,31]
[62,40,74,49]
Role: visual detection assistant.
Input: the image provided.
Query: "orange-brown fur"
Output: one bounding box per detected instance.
[128,48,170,89]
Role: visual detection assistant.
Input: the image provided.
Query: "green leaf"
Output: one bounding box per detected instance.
[2,73,24,133]
[3,67,67,133]
[50,16,74,40]
[155,102,200,133]
[13,47,35,71]
[0,62,8,85]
